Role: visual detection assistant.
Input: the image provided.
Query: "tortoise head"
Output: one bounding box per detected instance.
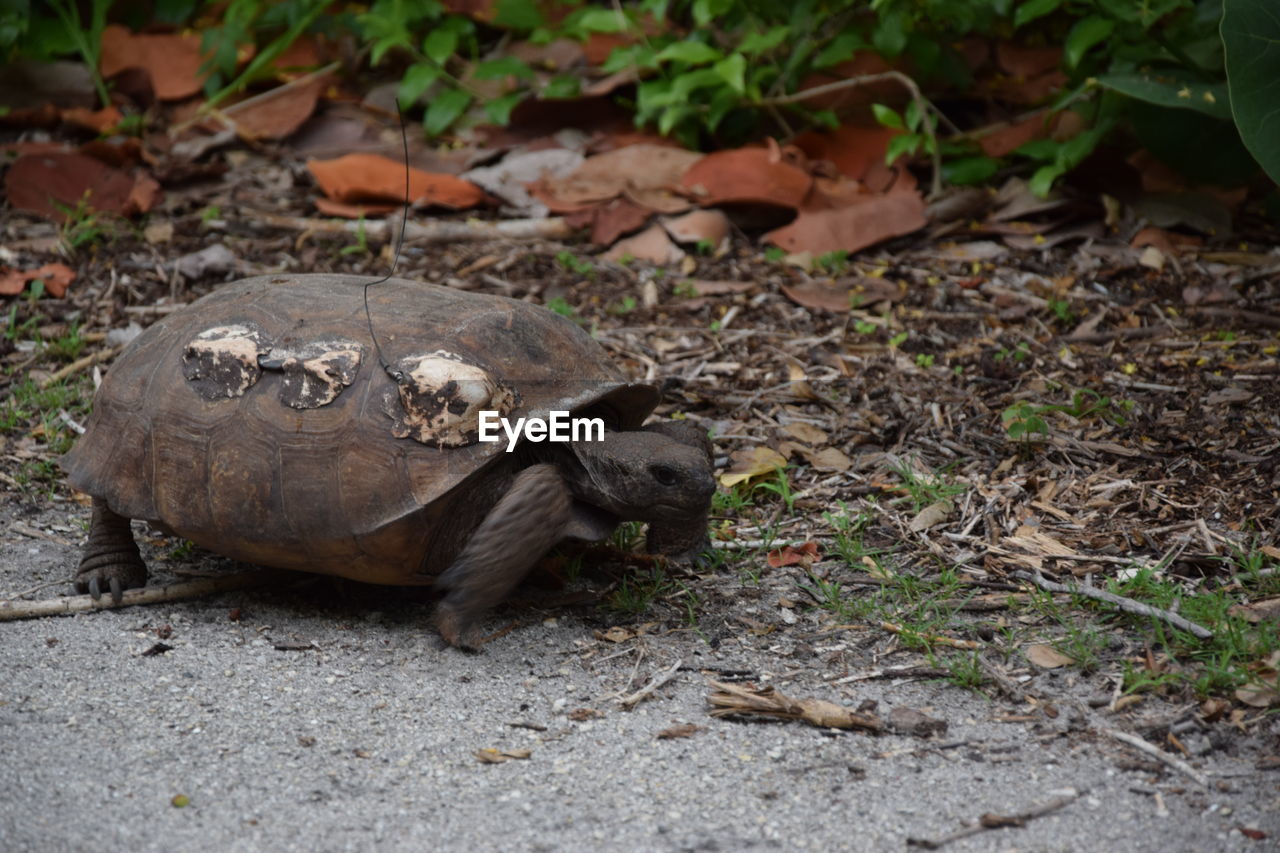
[564,429,715,523]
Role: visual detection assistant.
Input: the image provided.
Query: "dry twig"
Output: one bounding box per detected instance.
[1104,728,1209,788]
[906,788,1085,849]
[1012,570,1214,639]
[251,211,573,244]
[618,658,683,709]
[0,571,280,621]
[707,680,883,731]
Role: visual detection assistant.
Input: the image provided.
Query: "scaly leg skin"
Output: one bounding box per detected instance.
[642,421,714,563]
[433,464,572,650]
[74,497,148,605]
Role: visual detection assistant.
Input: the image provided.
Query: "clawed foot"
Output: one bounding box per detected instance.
[433,598,484,652]
[74,552,147,605]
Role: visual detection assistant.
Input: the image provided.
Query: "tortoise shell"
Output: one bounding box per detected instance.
[62,274,658,584]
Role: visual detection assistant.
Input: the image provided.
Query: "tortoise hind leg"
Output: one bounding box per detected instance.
[75,497,147,605]
[432,464,571,650]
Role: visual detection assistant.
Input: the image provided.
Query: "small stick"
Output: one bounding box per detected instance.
[618,658,683,709]
[907,788,1085,849]
[39,347,120,388]
[1104,728,1209,788]
[1012,570,1213,640]
[251,211,574,244]
[880,620,982,650]
[0,571,281,621]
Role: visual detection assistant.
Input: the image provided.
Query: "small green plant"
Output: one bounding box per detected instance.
[914,353,935,368]
[555,250,596,279]
[887,331,909,348]
[751,466,796,514]
[854,319,877,335]
[993,342,1031,363]
[889,459,965,513]
[693,238,716,256]
[56,193,110,251]
[1002,401,1051,441]
[167,539,198,561]
[544,296,577,319]
[823,500,883,566]
[608,566,671,616]
[610,520,645,553]
[941,651,987,691]
[339,217,370,256]
[763,246,786,263]
[200,205,222,223]
[1048,297,1076,326]
[814,249,850,273]
[606,295,637,316]
[0,376,93,457]
[673,280,699,298]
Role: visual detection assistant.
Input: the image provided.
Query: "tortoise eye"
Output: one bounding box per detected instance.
[651,465,679,486]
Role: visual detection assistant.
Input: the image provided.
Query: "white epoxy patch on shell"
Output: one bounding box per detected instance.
[261,340,363,409]
[386,350,515,446]
[182,324,268,399]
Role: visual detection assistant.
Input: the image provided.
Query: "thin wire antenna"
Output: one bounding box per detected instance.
[363,98,411,383]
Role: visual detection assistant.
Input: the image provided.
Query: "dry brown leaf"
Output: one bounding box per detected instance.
[100,25,207,101]
[600,223,684,265]
[680,147,811,208]
[307,154,484,209]
[719,446,788,488]
[0,263,75,298]
[706,681,882,732]
[313,198,400,219]
[799,446,853,473]
[5,152,160,222]
[228,74,329,141]
[791,124,900,180]
[783,422,828,445]
[529,144,700,213]
[588,197,654,245]
[781,281,856,313]
[908,499,952,532]
[765,190,926,255]
[656,724,703,740]
[661,208,730,249]
[1228,598,1280,624]
[474,748,533,764]
[60,105,122,134]
[766,542,822,568]
[1026,644,1075,669]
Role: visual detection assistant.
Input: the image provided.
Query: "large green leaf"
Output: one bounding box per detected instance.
[1129,100,1259,185]
[1096,70,1231,121]
[1221,0,1280,183]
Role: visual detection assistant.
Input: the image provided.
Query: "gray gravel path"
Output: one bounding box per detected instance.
[2,504,1276,852]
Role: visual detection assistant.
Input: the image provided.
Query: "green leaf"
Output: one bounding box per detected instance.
[1129,100,1259,185]
[398,63,440,104]
[1096,71,1231,121]
[494,0,544,30]
[885,133,921,164]
[1029,162,1065,197]
[943,156,1000,185]
[872,104,905,130]
[1015,139,1061,161]
[872,9,909,57]
[815,30,865,69]
[423,88,472,137]
[1221,0,1280,183]
[474,56,534,81]
[713,53,746,93]
[658,104,695,137]
[423,27,458,65]
[1014,0,1062,29]
[484,92,525,125]
[741,26,789,56]
[656,41,723,66]
[1064,15,1114,68]
[577,8,629,33]
[692,0,733,27]
[542,74,581,99]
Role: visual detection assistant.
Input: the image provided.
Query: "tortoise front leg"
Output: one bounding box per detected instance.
[641,421,714,562]
[433,464,572,649]
[75,497,148,604]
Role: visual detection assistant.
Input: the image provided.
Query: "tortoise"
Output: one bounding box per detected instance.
[62,273,716,647]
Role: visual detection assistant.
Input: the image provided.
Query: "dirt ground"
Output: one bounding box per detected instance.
[2,141,1280,849]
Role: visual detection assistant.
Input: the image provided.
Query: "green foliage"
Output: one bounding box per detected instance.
[1002,387,1133,441]
[1222,0,1280,183]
